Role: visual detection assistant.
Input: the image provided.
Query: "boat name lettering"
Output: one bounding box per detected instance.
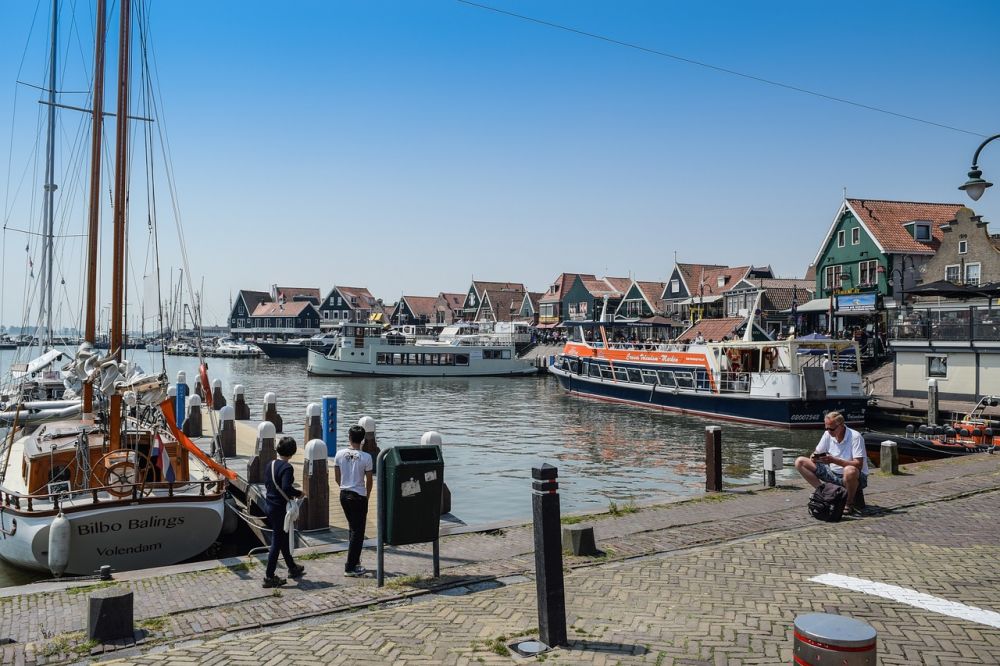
[95,542,164,556]
[77,515,185,535]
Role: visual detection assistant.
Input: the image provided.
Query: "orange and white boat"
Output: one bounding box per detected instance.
[549,321,866,428]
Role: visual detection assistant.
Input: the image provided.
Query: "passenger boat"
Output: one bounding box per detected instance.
[548,321,866,428]
[307,322,537,377]
[256,332,338,359]
[863,395,998,463]
[0,0,235,576]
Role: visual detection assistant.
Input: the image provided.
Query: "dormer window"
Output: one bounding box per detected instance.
[716,276,726,288]
[914,222,932,242]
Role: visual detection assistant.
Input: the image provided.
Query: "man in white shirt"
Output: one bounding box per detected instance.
[794,411,869,515]
[334,425,374,576]
[821,354,833,372]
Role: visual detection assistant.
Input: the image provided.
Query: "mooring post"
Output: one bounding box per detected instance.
[247,421,277,484]
[297,438,329,530]
[532,463,567,648]
[263,392,283,433]
[762,446,782,488]
[359,416,381,469]
[793,613,876,665]
[705,426,723,492]
[321,395,337,456]
[233,384,250,420]
[219,405,237,458]
[211,378,226,410]
[927,378,939,427]
[304,403,322,442]
[421,431,451,515]
[880,440,899,475]
[183,394,202,437]
[175,372,188,430]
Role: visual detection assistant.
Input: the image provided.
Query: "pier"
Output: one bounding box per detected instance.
[2,451,999,664]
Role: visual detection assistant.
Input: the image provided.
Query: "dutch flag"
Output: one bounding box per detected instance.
[152,434,176,483]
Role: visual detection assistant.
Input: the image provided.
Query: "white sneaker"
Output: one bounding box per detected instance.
[344,565,366,577]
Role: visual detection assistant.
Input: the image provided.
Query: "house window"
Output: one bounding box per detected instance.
[851,227,860,245]
[858,259,878,286]
[959,240,968,255]
[965,262,981,286]
[670,279,679,293]
[322,311,329,319]
[915,223,931,241]
[824,265,842,290]
[837,230,846,247]
[945,264,961,283]
[927,355,947,378]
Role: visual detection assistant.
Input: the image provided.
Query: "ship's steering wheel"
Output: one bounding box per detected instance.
[96,451,152,498]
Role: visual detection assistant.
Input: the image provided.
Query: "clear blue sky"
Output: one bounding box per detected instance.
[2,0,998,327]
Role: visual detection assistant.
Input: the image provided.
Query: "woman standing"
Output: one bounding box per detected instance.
[263,436,305,588]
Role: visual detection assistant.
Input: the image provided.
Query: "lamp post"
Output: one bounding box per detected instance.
[959,134,1000,201]
[877,257,911,318]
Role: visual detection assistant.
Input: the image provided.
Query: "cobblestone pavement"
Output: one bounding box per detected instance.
[2,453,998,664]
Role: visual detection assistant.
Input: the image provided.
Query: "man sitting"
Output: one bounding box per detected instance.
[794,411,868,515]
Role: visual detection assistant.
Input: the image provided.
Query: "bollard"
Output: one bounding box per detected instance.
[762,446,783,488]
[793,613,876,665]
[297,438,329,531]
[211,379,227,410]
[183,394,203,437]
[175,373,189,430]
[927,378,939,427]
[359,415,380,465]
[194,372,205,401]
[218,405,237,458]
[421,431,450,515]
[304,403,322,442]
[562,525,599,556]
[247,421,277,484]
[705,426,723,492]
[531,464,567,648]
[233,384,250,420]
[87,587,134,642]
[321,395,337,456]
[263,392,283,433]
[880,440,899,475]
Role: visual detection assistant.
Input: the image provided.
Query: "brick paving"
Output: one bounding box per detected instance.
[1,453,998,664]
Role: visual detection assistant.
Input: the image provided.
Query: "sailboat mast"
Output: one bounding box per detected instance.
[109,0,132,449]
[82,0,107,414]
[39,0,59,347]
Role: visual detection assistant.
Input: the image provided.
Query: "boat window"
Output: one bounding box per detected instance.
[376,352,390,365]
[657,370,675,386]
[568,360,579,374]
[502,349,511,359]
[455,354,469,366]
[614,368,629,382]
[600,366,614,379]
[570,327,583,343]
[641,369,658,385]
[627,368,643,383]
[675,372,694,388]
[589,363,602,378]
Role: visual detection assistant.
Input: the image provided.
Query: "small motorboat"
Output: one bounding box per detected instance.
[864,395,998,464]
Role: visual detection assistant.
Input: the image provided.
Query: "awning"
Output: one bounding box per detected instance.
[677,295,723,305]
[535,323,559,329]
[782,297,831,314]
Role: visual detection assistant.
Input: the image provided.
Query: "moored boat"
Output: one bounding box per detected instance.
[549,321,867,428]
[864,395,998,463]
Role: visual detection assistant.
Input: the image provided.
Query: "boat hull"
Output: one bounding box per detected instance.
[256,341,309,358]
[863,431,993,464]
[0,500,224,575]
[550,366,866,428]
[306,348,537,377]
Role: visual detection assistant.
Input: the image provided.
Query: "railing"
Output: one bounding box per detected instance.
[1,478,226,514]
[890,308,1000,342]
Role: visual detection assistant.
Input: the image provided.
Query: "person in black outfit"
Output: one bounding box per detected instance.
[263,436,305,588]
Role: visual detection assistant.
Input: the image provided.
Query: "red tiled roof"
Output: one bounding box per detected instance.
[252,301,313,317]
[479,288,525,321]
[335,285,377,306]
[238,290,271,311]
[602,276,632,293]
[401,296,440,320]
[678,265,752,297]
[275,287,320,302]
[540,273,595,303]
[438,292,465,309]
[676,263,727,294]
[472,281,525,297]
[581,277,628,297]
[524,291,544,312]
[845,199,963,255]
[676,317,745,342]
[635,281,667,311]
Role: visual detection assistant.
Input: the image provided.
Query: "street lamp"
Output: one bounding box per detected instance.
[877,258,910,315]
[959,134,1000,201]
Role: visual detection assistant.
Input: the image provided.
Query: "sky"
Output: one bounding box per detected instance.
[1,0,998,328]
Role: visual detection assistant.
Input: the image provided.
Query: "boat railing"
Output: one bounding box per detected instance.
[716,372,752,394]
[1,478,227,514]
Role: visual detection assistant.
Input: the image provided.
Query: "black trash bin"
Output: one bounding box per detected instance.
[383,445,444,546]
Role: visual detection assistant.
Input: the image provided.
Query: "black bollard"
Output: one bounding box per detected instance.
[304,403,322,442]
[532,464,567,648]
[88,587,134,642]
[233,384,250,420]
[263,392,283,433]
[183,394,203,437]
[705,426,722,492]
[247,421,276,484]
[218,406,237,458]
[297,439,330,530]
[211,379,227,410]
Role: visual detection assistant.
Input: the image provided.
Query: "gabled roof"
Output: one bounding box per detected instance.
[472,281,525,297]
[478,288,525,321]
[438,292,465,309]
[522,291,544,313]
[676,317,746,342]
[237,290,271,312]
[275,287,320,303]
[813,199,964,264]
[540,272,596,304]
[252,301,315,317]
[634,280,667,312]
[400,296,440,320]
[580,276,630,298]
[673,263,728,296]
[677,265,753,297]
[335,285,377,307]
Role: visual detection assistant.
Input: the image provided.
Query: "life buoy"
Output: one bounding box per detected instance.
[199,363,213,409]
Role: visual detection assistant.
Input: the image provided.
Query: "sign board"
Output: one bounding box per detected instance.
[837,292,877,312]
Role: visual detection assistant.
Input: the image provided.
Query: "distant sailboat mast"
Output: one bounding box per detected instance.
[38,0,59,347]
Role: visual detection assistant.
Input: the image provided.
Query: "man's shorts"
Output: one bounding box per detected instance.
[815,463,868,489]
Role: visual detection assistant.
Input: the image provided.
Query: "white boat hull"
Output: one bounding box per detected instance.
[306,348,536,377]
[0,500,224,575]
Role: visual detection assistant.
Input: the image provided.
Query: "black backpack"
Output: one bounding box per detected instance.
[808,482,848,522]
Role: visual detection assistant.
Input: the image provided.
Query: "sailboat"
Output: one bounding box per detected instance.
[0,0,234,576]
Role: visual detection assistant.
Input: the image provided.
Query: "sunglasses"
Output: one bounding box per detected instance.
[825,424,842,431]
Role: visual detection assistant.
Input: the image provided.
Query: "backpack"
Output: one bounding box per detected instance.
[808,482,848,522]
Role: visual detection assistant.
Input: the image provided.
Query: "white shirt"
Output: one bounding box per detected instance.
[821,358,833,371]
[333,447,373,496]
[816,426,868,475]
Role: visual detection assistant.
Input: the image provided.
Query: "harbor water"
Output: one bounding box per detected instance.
[0,348,825,587]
